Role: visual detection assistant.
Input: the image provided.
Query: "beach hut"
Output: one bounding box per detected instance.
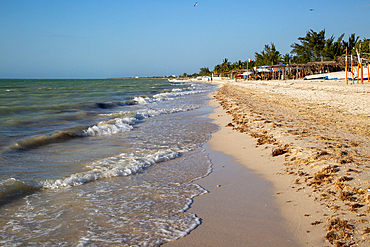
[228,69,251,79]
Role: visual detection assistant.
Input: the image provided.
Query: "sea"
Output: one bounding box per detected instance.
[0,78,219,246]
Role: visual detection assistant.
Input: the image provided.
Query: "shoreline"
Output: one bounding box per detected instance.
[166,79,370,246]
[165,93,300,247]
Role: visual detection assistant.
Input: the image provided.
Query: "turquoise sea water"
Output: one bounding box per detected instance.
[0,79,218,246]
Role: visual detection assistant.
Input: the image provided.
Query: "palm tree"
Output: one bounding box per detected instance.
[255,43,281,66]
[217,58,230,77]
[343,33,360,54]
[213,64,221,76]
[282,53,293,64]
[199,67,211,76]
[354,38,370,54]
[237,60,243,69]
[221,58,230,72]
[324,33,345,60]
[291,29,327,62]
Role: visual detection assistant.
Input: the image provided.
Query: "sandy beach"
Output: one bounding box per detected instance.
[166,78,370,246]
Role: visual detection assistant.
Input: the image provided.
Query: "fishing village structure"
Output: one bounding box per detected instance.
[227,55,370,82]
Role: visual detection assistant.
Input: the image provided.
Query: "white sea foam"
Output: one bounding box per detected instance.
[132,86,204,105]
[152,214,201,243]
[101,104,199,119]
[95,105,200,136]
[83,118,136,136]
[178,184,208,213]
[135,105,198,120]
[154,89,202,101]
[40,149,180,189]
[76,237,91,247]
[133,96,152,105]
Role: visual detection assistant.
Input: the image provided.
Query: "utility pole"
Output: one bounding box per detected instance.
[346,47,348,85]
[246,57,249,82]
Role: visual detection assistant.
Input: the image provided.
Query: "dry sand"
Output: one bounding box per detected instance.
[166,79,370,246]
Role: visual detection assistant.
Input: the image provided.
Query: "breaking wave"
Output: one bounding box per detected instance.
[8,126,88,150]
[83,117,136,136]
[8,104,200,151]
[0,148,181,201]
[41,148,181,189]
[0,178,41,201]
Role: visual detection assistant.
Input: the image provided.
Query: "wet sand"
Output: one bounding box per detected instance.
[165,99,299,247]
[166,79,370,246]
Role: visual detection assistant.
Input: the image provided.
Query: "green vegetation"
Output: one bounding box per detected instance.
[182,29,368,77]
[255,43,281,66]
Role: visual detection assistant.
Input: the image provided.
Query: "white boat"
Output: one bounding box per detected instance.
[304,73,330,80]
[328,69,369,81]
[305,69,369,80]
[324,71,347,80]
[348,71,370,81]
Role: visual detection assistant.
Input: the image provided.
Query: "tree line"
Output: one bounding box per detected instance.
[185,29,369,77]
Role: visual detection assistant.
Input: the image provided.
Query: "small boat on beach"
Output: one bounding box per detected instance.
[304,71,345,80]
[304,68,369,81]
[304,73,330,80]
[324,71,346,80]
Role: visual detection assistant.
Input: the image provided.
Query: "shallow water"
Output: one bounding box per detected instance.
[0,79,219,246]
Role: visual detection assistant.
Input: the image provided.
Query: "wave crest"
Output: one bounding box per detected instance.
[0,178,41,201]
[8,126,87,151]
[41,148,181,189]
[83,118,136,136]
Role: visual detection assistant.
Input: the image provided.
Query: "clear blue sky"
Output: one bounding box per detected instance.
[1,0,369,79]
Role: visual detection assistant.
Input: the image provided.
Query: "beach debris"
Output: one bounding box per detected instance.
[348,203,363,212]
[215,83,370,245]
[254,133,277,145]
[325,231,339,244]
[325,217,353,244]
[308,165,340,187]
[272,147,287,156]
[363,227,370,234]
[217,184,221,187]
[226,123,234,127]
[347,168,360,174]
[339,191,355,202]
[338,176,353,182]
[311,220,322,225]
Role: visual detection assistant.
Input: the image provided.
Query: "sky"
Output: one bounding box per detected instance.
[0,0,369,79]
